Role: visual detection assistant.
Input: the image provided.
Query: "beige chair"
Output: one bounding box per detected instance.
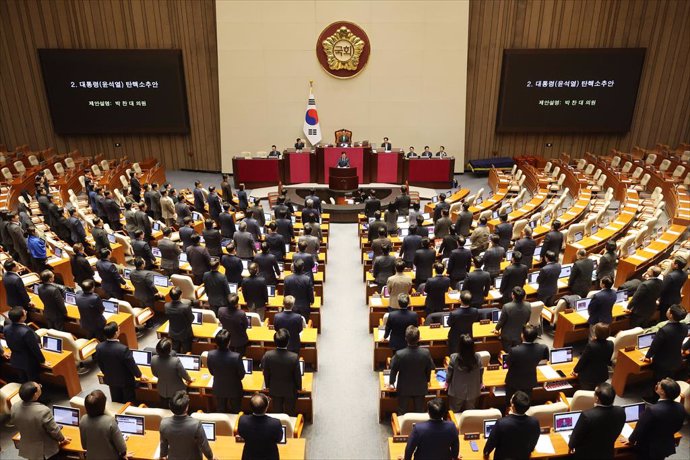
[247,312,263,327]
[0,381,22,416]
[113,232,134,262]
[479,209,492,222]
[549,174,565,193]
[550,166,561,179]
[621,161,633,174]
[671,165,685,180]
[271,413,304,438]
[566,223,585,244]
[508,175,525,194]
[53,163,65,176]
[78,175,86,189]
[70,393,126,416]
[543,162,553,175]
[120,175,129,189]
[14,160,26,175]
[132,163,143,174]
[477,350,491,367]
[542,298,567,326]
[590,174,607,193]
[526,401,569,427]
[391,412,430,435]
[37,329,98,372]
[43,168,55,182]
[191,412,240,434]
[1,167,13,181]
[124,406,174,431]
[171,274,205,301]
[453,408,503,434]
[115,299,154,329]
[609,327,644,364]
[583,163,595,176]
[677,380,690,415]
[529,301,544,332]
[511,189,527,209]
[592,168,602,182]
[28,155,39,166]
[64,157,76,170]
[512,219,528,240]
[609,156,621,169]
[91,164,102,176]
[645,153,657,165]
[199,309,219,324]
[560,390,596,412]
[634,173,651,192]
[658,159,671,173]
[575,159,587,170]
[100,159,110,171]
[474,188,485,206]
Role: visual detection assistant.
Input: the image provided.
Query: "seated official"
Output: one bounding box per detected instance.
[238,393,284,460]
[381,137,392,151]
[484,391,540,460]
[404,398,459,460]
[160,391,215,460]
[421,146,433,158]
[268,144,281,158]
[389,325,435,414]
[406,146,418,158]
[294,138,305,150]
[435,146,448,157]
[80,390,128,460]
[337,152,350,168]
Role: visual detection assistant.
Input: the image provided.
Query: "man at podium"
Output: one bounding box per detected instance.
[337,151,351,168]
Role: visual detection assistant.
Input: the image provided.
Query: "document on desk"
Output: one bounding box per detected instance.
[370,297,383,306]
[535,434,555,454]
[620,423,634,440]
[377,328,386,341]
[538,365,561,380]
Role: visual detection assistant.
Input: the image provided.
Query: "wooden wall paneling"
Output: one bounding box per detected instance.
[0,0,220,172]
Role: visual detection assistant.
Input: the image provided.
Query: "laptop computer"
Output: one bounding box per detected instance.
[65,292,77,305]
[107,233,117,244]
[152,247,162,258]
[573,232,583,243]
[115,414,145,436]
[123,269,131,280]
[179,355,201,371]
[492,310,501,323]
[476,197,483,205]
[529,220,537,229]
[299,360,305,376]
[132,350,152,366]
[42,336,63,353]
[279,425,287,444]
[202,422,216,441]
[484,419,497,439]
[550,347,574,365]
[494,276,502,289]
[623,403,646,422]
[53,246,63,258]
[267,285,276,297]
[559,265,572,279]
[228,282,238,294]
[506,250,513,262]
[575,298,591,318]
[32,284,40,295]
[553,411,582,441]
[179,252,188,263]
[192,211,202,221]
[534,246,542,258]
[637,332,655,349]
[431,196,439,203]
[543,214,551,224]
[191,310,203,325]
[442,314,450,328]
[616,290,628,303]
[103,299,119,318]
[153,275,169,288]
[528,271,539,284]
[504,206,513,215]
[52,405,80,426]
[152,222,161,232]
[242,358,253,374]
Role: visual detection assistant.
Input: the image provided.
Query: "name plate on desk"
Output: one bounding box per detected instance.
[564,308,574,314]
[429,323,441,329]
[624,345,636,352]
[464,433,480,440]
[479,319,491,325]
[487,364,500,371]
[393,436,408,443]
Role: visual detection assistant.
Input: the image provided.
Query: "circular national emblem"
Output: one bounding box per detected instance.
[316,22,370,79]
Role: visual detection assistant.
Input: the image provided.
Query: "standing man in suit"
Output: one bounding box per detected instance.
[480,234,505,279]
[159,391,215,460]
[541,220,564,261]
[494,213,513,251]
[160,189,176,227]
[159,227,182,276]
[484,391,540,460]
[151,338,193,408]
[130,171,141,202]
[76,279,106,341]
[95,248,126,299]
[568,383,626,459]
[67,208,87,244]
[207,330,245,413]
[254,242,281,286]
[70,243,94,285]
[238,393,284,460]
[447,291,479,353]
[424,263,450,315]
[207,186,223,223]
[395,185,411,216]
[193,181,206,213]
[130,257,164,309]
[504,325,549,402]
[470,216,490,257]
[628,378,686,459]
[587,277,617,332]
[91,217,111,254]
[241,263,268,318]
[202,219,223,257]
[569,248,594,297]
[454,202,473,238]
[275,210,294,242]
[274,295,304,353]
[95,322,147,403]
[3,259,33,310]
[658,257,687,319]
[464,257,491,308]
[236,183,249,211]
[447,236,472,285]
[165,287,194,353]
[367,211,387,242]
[596,241,618,281]
[179,217,196,251]
[381,136,392,151]
[103,191,122,230]
[384,294,419,352]
[220,174,234,200]
[283,259,314,321]
[514,226,537,269]
[373,244,396,286]
[261,329,302,415]
[203,258,231,314]
[131,229,156,270]
[221,242,244,285]
[386,259,413,309]
[499,250,528,304]
[572,323,614,390]
[11,381,68,459]
[404,398,459,460]
[134,202,152,240]
[186,234,212,285]
[413,238,436,287]
[37,270,67,331]
[175,198,192,227]
[233,221,256,259]
[124,202,138,234]
[642,304,689,402]
[434,208,453,238]
[218,294,249,355]
[432,194,450,222]
[219,203,236,239]
[626,266,663,327]
[4,307,45,382]
[364,190,381,218]
[371,227,391,258]
[494,286,531,352]
[399,224,423,268]
[537,250,561,306]
[79,389,128,460]
[389,326,435,414]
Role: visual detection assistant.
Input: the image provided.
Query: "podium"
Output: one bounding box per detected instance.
[329,167,358,191]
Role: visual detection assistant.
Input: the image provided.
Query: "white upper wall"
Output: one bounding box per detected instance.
[216,0,469,173]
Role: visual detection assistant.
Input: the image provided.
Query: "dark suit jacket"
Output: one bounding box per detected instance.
[630,400,687,459]
[175,201,191,226]
[103,198,121,224]
[364,198,381,218]
[131,239,155,269]
[463,269,491,308]
[134,210,152,239]
[92,227,111,253]
[275,218,294,241]
[158,238,181,272]
[76,292,106,336]
[186,245,211,277]
[207,192,222,220]
[454,211,474,237]
[241,275,268,309]
[274,310,304,353]
[204,270,231,308]
[500,263,528,302]
[95,340,142,387]
[505,342,549,390]
[587,288,617,325]
[568,405,626,459]
[96,259,125,296]
[254,253,280,285]
[261,348,302,398]
[207,348,245,398]
[537,262,561,302]
[573,338,613,386]
[367,220,387,242]
[514,237,537,268]
[237,190,248,211]
[447,247,472,282]
[390,346,434,396]
[218,212,236,239]
[3,322,45,375]
[497,301,531,345]
[384,309,419,351]
[193,188,205,211]
[569,258,594,297]
[221,254,244,284]
[37,283,67,325]
[413,248,436,283]
[596,251,617,280]
[3,271,31,308]
[424,275,450,313]
[265,232,286,261]
[71,252,95,285]
[481,246,505,277]
[447,306,479,353]
[165,299,194,342]
[202,228,222,257]
[628,277,662,320]
[395,194,411,215]
[68,216,87,243]
[646,321,689,373]
[659,268,687,307]
[433,202,450,222]
[179,226,195,251]
[373,255,396,285]
[404,419,459,460]
[130,269,159,306]
[398,234,422,266]
[484,414,540,460]
[495,222,513,250]
[218,307,249,348]
[233,230,256,259]
[237,414,283,460]
[542,230,563,257]
[283,273,313,317]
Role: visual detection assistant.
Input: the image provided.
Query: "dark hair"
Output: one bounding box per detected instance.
[210,258,220,270]
[669,304,687,321]
[398,293,410,309]
[190,234,201,245]
[658,378,681,400]
[512,250,522,263]
[215,329,230,349]
[8,307,25,323]
[99,248,111,260]
[593,322,610,341]
[3,259,17,272]
[552,220,562,230]
[433,262,444,275]
[455,334,478,370]
[81,279,95,292]
[405,325,420,345]
[395,258,406,273]
[673,257,687,270]
[248,262,259,276]
[511,391,531,414]
[228,293,240,310]
[205,219,214,230]
[274,328,290,348]
[156,338,173,358]
[169,390,189,415]
[427,398,446,420]
[522,324,538,343]
[545,250,557,262]
[479,216,487,225]
[163,227,172,237]
[601,276,613,289]
[460,290,472,306]
[133,229,143,239]
[490,234,500,245]
[18,381,39,402]
[103,321,118,339]
[40,269,54,283]
[169,287,182,301]
[85,389,107,417]
[293,258,304,274]
[512,286,525,302]
[134,257,145,269]
[250,392,269,415]
[595,382,616,406]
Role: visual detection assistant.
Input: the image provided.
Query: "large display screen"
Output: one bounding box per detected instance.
[496,48,645,133]
[38,49,190,134]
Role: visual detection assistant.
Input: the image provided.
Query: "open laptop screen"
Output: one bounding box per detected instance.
[553,411,581,432]
[42,336,63,353]
[115,415,145,435]
[53,405,80,426]
[550,347,573,365]
[179,355,201,371]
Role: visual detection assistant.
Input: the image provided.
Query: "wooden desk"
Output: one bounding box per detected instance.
[611,348,653,395]
[550,304,629,348]
[1,349,82,397]
[487,189,548,231]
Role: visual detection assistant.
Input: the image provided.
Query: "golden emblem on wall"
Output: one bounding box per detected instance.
[316,22,370,79]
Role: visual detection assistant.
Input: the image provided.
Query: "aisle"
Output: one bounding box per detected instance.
[303,223,389,459]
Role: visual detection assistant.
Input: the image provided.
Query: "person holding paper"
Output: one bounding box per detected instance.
[568,382,625,459]
[483,391,540,460]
